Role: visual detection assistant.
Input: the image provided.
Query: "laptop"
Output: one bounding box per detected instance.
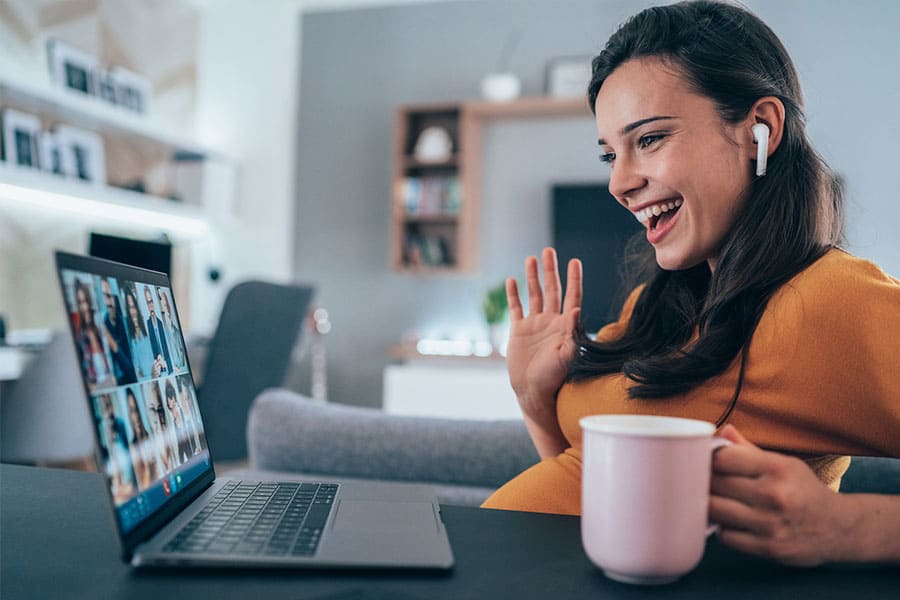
[54,251,454,569]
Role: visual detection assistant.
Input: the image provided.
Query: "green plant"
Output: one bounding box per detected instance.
[483,282,508,325]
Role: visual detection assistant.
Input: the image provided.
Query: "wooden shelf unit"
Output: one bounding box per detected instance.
[390,96,592,273]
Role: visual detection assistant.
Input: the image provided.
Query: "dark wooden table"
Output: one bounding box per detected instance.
[1,464,897,599]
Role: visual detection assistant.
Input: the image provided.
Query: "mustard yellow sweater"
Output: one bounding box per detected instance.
[483,250,900,515]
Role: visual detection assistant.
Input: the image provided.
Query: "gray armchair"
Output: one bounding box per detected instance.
[245,389,539,506]
[243,389,900,508]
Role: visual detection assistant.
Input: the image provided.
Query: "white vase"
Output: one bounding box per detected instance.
[480,73,521,102]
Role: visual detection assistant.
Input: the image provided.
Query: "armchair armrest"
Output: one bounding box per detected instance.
[247,389,539,488]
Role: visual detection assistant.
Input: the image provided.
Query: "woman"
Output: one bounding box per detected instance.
[177,375,203,454]
[165,379,195,463]
[146,382,175,473]
[73,278,114,391]
[124,284,163,380]
[125,387,159,489]
[156,287,187,373]
[483,0,899,558]
[98,393,137,504]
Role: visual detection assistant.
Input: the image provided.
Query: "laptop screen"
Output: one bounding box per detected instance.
[58,256,211,534]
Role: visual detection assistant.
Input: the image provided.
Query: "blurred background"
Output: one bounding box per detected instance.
[1,0,898,428]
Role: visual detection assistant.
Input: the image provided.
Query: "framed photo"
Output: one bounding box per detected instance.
[95,70,119,105]
[545,56,593,98]
[1,109,42,169]
[47,39,99,96]
[55,125,106,185]
[109,67,151,115]
[39,131,66,176]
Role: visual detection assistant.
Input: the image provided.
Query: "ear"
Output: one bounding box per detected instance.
[744,96,785,159]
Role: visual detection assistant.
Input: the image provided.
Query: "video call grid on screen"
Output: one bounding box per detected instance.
[60,268,210,533]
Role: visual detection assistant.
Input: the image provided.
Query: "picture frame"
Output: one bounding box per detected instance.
[47,39,99,96]
[55,124,106,185]
[39,131,66,176]
[95,69,119,105]
[109,67,152,115]
[545,56,593,98]
[1,109,42,169]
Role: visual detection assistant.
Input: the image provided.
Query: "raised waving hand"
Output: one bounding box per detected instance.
[506,247,582,458]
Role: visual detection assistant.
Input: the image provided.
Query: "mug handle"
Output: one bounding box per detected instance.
[706,437,733,537]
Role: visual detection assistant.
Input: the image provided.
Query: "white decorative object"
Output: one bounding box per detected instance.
[413,126,453,163]
[480,73,522,102]
[546,56,593,98]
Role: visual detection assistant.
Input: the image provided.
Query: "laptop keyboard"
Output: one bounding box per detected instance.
[163,481,338,557]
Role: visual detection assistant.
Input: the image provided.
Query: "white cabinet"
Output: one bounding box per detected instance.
[383,361,521,421]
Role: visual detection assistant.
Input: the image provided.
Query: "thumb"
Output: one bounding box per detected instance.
[718,424,757,448]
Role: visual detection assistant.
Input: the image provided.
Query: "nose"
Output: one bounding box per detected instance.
[607,153,646,207]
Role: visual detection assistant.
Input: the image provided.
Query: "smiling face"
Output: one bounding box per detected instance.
[595,57,754,271]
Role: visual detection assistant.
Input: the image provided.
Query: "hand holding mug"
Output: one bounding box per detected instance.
[710,425,847,566]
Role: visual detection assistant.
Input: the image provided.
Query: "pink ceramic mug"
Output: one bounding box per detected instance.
[579,415,730,585]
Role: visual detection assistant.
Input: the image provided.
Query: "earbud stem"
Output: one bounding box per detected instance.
[752,123,769,177]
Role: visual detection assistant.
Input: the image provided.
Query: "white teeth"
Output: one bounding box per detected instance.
[632,199,683,225]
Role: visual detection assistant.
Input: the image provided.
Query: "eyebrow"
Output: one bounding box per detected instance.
[597,115,678,146]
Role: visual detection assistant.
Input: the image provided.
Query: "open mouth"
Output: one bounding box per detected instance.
[635,198,683,230]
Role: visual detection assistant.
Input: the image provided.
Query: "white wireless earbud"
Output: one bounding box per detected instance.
[751,123,770,177]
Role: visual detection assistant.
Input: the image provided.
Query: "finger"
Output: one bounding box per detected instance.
[718,424,756,447]
[712,442,771,478]
[525,255,543,315]
[566,307,581,336]
[711,473,778,509]
[507,277,523,321]
[542,248,562,314]
[562,258,583,313]
[708,495,774,536]
[716,528,776,559]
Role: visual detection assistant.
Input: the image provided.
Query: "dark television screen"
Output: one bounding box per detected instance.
[88,232,172,276]
[552,183,643,334]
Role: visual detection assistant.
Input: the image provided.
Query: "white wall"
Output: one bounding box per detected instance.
[190,0,304,333]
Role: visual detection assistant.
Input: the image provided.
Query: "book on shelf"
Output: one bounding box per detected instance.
[403,229,454,268]
[401,176,460,216]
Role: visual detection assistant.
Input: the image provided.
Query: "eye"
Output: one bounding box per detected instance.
[599,151,616,164]
[637,133,667,149]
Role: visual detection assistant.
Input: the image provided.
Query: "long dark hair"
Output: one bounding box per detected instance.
[569,0,844,421]
[126,388,150,442]
[123,283,148,339]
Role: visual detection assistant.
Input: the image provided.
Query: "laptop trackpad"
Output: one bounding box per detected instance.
[332,500,438,534]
